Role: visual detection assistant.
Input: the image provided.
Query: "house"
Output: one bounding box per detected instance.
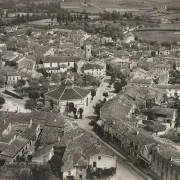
[43,55,80,73]
[124,32,135,43]
[0,111,65,163]
[45,79,91,112]
[0,121,41,162]
[129,79,153,87]
[152,107,178,128]
[35,46,55,61]
[150,140,180,180]
[156,84,180,98]
[176,61,180,71]
[2,51,20,62]
[82,63,106,78]
[17,57,36,77]
[6,71,22,85]
[32,145,54,163]
[61,130,117,180]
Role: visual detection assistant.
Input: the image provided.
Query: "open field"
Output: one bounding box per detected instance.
[135,30,180,42]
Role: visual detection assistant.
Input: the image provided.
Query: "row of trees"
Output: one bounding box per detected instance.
[100,11,133,21]
[57,12,88,24]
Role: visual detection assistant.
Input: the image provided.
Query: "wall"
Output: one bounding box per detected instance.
[63,168,76,180]
[89,154,116,169]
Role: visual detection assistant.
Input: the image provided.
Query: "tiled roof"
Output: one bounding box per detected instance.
[1,138,27,158]
[45,84,90,101]
[32,145,53,160]
[153,107,177,116]
[2,51,18,61]
[62,130,115,172]
[39,126,63,145]
[37,45,51,54]
[101,93,135,121]
[130,78,152,84]
[44,55,80,63]
[83,63,103,70]
[0,111,65,128]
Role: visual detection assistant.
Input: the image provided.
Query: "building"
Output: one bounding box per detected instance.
[61,130,117,180]
[124,32,135,43]
[6,71,24,85]
[45,79,91,112]
[82,63,106,78]
[129,79,153,87]
[0,111,65,163]
[176,61,180,71]
[156,84,180,98]
[85,45,92,60]
[2,51,20,62]
[35,46,55,61]
[43,55,80,73]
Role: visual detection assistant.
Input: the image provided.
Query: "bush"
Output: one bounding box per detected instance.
[0,97,5,106]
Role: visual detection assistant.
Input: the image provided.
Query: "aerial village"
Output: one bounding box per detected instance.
[0,0,180,180]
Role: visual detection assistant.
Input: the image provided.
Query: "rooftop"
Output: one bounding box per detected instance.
[44,55,81,63]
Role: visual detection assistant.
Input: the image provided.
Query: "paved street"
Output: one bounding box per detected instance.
[77,80,150,180]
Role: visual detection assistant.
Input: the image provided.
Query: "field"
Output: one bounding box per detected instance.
[135,31,180,42]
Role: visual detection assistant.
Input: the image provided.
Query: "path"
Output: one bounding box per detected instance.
[77,80,150,180]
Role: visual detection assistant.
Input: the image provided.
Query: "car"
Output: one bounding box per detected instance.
[89,120,95,126]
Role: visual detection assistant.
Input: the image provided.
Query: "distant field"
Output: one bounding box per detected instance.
[135,31,180,42]
[29,19,57,25]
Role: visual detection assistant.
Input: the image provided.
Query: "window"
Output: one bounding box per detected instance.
[68,171,71,176]
[98,156,101,160]
[68,62,70,66]
[93,162,96,167]
[79,175,82,179]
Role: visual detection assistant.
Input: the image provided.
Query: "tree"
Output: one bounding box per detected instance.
[29,79,39,89]
[93,100,105,119]
[25,99,37,110]
[103,92,108,97]
[28,90,40,100]
[114,81,123,93]
[26,28,32,36]
[51,73,61,84]
[19,168,33,180]
[0,97,5,108]
[91,89,96,99]
[151,51,156,57]
[79,108,83,119]
[0,74,5,87]
[73,107,77,119]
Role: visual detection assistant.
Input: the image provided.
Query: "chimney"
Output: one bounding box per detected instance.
[6,109,9,113]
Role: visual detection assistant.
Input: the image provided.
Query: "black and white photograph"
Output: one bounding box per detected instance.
[0,0,180,179]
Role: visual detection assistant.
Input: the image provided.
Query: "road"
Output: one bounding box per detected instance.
[77,80,149,180]
[0,86,30,113]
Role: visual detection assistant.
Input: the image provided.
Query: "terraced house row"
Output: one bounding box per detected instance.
[95,85,180,180]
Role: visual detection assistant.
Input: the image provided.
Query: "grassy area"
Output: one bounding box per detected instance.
[135,30,180,42]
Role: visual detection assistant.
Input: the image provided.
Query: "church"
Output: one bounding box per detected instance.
[45,79,91,113]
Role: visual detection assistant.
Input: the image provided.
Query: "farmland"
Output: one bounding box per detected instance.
[135,30,180,42]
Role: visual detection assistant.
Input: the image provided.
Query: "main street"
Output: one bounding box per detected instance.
[77,80,151,180]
